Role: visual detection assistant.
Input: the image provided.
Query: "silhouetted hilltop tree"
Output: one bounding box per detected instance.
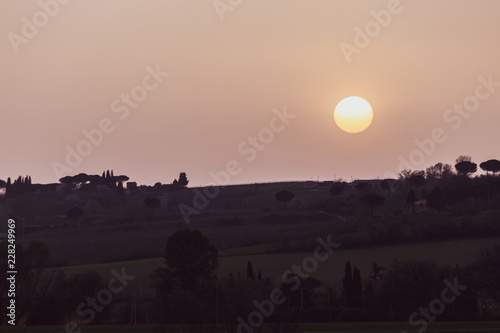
[59,172,128,188]
[275,190,295,208]
[399,169,412,180]
[5,177,11,197]
[442,163,455,178]
[455,155,477,177]
[111,175,129,186]
[178,172,189,187]
[59,173,90,187]
[0,179,6,188]
[172,172,189,188]
[480,159,500,175]
[5,175,33,197]
[426,163,444,180]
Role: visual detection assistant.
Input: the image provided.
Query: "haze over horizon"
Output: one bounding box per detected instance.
[2,0,500,187]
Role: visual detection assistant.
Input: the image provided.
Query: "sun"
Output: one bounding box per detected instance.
[334,96,373,134]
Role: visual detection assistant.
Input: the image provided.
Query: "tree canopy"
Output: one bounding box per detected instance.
[480,159,500,175]
[153,229,218,296]
[275,190,295,208]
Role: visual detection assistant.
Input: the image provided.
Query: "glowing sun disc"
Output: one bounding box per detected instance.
[334,96,373,134]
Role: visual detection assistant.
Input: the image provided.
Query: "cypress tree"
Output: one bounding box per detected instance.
[246,261,254,281]
[342,261,353,306]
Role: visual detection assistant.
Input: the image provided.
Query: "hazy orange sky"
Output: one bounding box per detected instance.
[2,0,500,186]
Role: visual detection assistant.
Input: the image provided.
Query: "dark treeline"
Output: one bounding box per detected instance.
[1,230,499,328]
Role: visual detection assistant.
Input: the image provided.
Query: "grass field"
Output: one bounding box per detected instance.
[6,322,500,332]
[58,236,500,294]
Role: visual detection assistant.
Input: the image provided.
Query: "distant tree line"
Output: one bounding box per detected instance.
[59,170,129,189]
[317,155,500,217]
[0,175,32,198]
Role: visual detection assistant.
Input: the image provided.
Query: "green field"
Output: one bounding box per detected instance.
[59,237,500,293]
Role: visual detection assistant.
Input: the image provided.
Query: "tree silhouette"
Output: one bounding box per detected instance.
[480,159,500,175]
[369,263,386,280]
[455,157,477,177]
[456,155,472,163]
[152,229,218,296]
[410,173,426,188]
[5,177,11,197]
[178,172,189,187]
[352,267,363,308]
[342,261,353,307]
[246,261,254,281]
[275,190,295,208]
[426,163,443,180]
[476,244,500,303]
[442,164,455,178]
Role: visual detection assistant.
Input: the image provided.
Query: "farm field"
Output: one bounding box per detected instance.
[58,236,500,290]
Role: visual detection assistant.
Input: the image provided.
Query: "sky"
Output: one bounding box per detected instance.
[1,0,500,186]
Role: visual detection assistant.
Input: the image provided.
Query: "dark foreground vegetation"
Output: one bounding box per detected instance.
[1,157,500,331]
